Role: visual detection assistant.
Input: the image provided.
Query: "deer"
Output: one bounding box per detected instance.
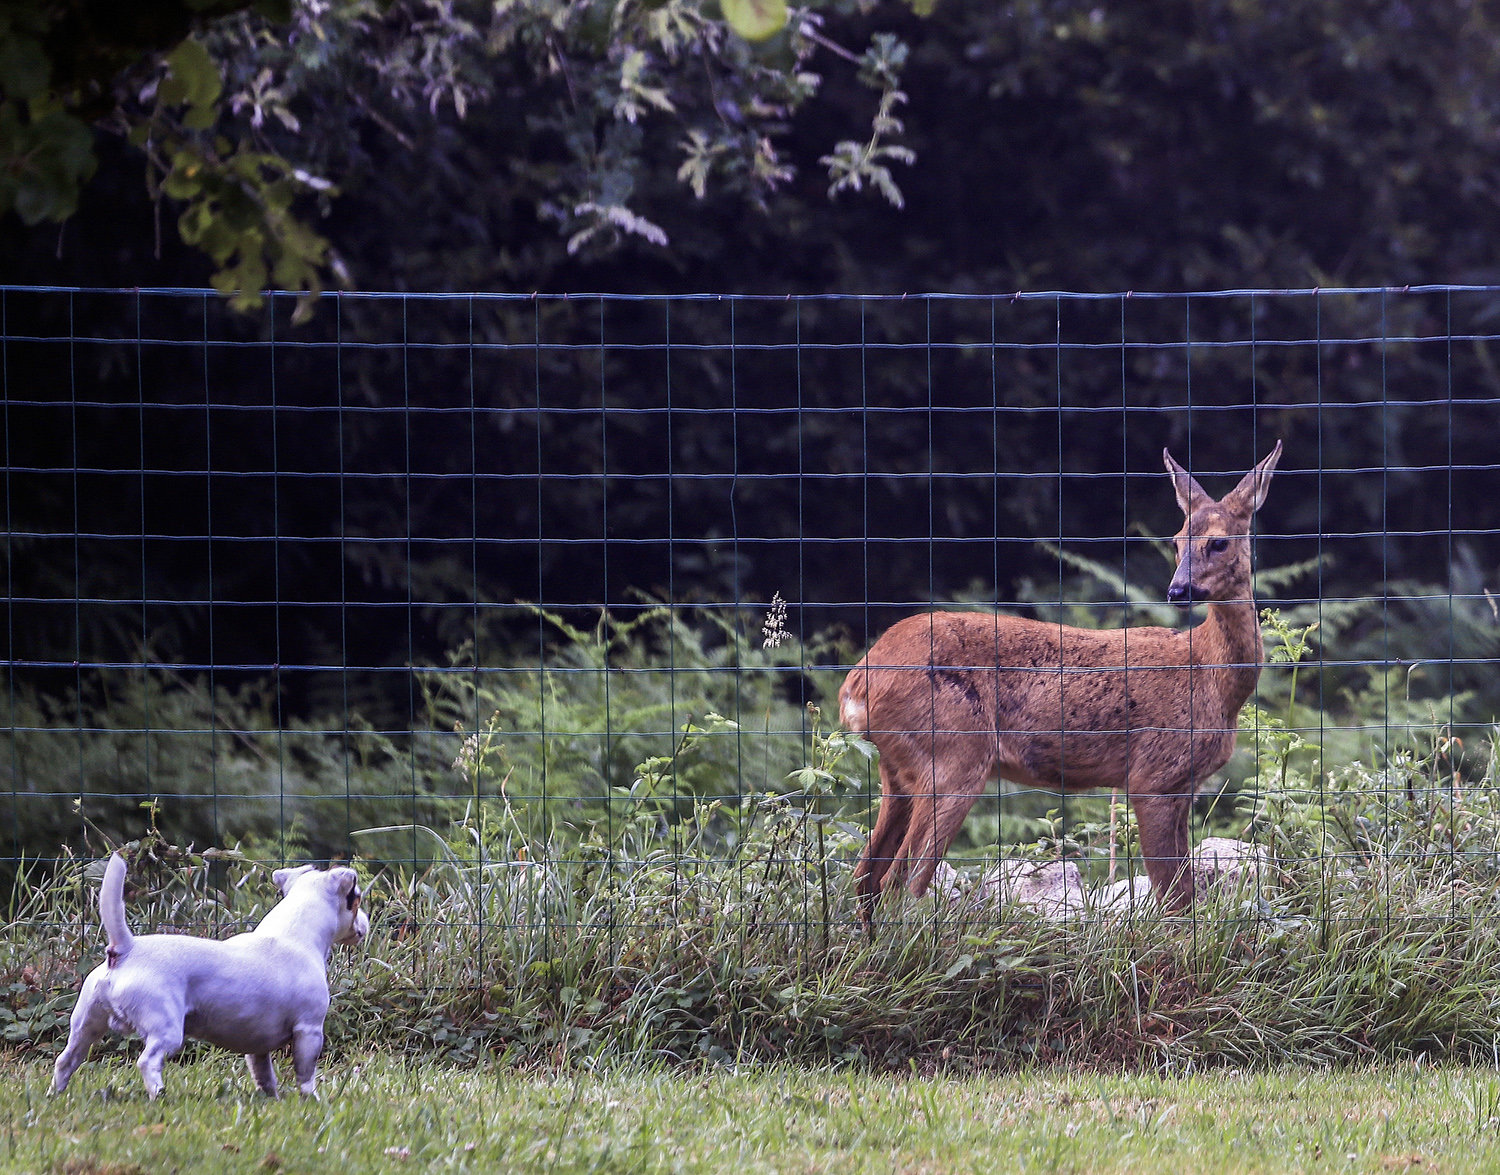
[839,442,1282,920]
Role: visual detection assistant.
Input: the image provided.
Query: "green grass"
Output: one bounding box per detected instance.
[11,1053,1500,1173]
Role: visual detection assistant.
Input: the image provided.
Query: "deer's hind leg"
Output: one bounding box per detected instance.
[853,760,912,919]
[893,736,996,899]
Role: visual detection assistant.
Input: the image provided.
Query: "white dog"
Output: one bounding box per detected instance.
[51,852,369,1099]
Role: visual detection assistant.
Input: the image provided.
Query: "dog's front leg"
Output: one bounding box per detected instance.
[291,1025,323,1098]
[246,1054,279,1097]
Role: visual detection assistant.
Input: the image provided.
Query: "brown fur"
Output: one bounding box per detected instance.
[840,443,1282,919]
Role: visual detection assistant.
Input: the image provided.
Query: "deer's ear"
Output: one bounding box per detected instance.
[1224,440,1283,514]
[1163,449,1211,516]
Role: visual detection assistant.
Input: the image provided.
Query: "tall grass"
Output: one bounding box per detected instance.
[0,657,459,873]
[8,704,1500,1073]
[7,596,1500,1073]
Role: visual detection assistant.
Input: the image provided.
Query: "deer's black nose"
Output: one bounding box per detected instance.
[1166,583,1191,604]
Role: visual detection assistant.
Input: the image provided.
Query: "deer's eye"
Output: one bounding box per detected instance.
[1207,537,1229,555]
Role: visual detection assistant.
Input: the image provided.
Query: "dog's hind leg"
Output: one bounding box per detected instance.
[291,1025,324,1098]
[246,1054,278,1097]
[50,973,111,1094]
[134,1017,183,1099]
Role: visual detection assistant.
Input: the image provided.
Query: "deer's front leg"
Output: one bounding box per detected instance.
[1130,786,1195,912]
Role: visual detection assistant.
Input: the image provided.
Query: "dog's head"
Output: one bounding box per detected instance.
[272,864,370,947]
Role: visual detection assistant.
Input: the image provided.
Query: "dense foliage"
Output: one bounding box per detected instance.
[4,4,1499,893]
[8,675,1500,1072]
[2,0,918,304]
[11,1,1500,295]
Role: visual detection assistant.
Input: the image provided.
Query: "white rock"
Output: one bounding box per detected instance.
[929,838,1271,921]
[1094,874,1155,912]
[931,860,965,903]
[933,858,1086,917]
[972,858,1086,916]
[1192,836,1270,891]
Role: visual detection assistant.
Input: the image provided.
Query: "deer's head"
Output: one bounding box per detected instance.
[1163,441,1282,605]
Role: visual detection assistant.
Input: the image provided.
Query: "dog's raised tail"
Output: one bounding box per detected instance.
[99,853,133,965]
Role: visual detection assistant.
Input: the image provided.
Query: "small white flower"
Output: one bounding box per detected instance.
[762,592,788,649]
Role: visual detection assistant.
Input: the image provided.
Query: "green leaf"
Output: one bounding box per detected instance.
[721,0,787,42]
[177,200,216,243]
[0,107,96,224]
[160,150,206,200]
[183,103,217,131]
[786,767,819,790]
[944,954,975,979]
[163,38,222,114]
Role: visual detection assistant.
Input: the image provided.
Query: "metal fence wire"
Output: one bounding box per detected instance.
[4,285,1499,936]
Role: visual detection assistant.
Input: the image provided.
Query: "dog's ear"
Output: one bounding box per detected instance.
[330,867,361,911]
[272,865,314,896]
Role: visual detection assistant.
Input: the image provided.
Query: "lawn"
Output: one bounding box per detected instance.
[9,1053,1499,1174]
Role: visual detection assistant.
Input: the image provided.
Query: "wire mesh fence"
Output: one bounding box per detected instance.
[3,285,1498,948]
